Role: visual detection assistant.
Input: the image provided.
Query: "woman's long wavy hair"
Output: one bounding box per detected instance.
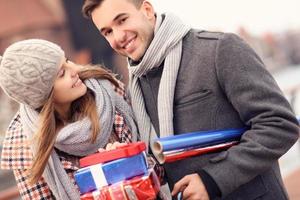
[29,64,119,184]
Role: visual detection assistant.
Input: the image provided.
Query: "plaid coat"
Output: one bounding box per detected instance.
[0,82,136,199]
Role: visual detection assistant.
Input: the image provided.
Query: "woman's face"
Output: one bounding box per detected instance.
[52,60,87,107]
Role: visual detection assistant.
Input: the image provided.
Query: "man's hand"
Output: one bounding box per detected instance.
[172,173,210,200]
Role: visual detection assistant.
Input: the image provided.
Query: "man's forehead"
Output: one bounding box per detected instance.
[92,0,136,28]
[93,10,126,30]
[98,0,135,13]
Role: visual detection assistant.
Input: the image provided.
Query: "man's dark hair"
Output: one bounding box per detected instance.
[82,0,143,18]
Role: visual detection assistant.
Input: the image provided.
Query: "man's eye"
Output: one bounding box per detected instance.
[120,18,127,24]
[104,30,112,37]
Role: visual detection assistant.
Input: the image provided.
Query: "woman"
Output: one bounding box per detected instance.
[0,39,138,199]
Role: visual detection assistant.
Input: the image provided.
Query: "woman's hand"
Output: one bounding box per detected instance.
[98,142,128,152]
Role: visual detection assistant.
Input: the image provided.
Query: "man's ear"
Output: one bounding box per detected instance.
[140,0,155,20]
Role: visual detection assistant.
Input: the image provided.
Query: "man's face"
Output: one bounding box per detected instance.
[91,0,156,61]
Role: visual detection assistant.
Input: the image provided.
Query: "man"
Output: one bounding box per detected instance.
[82,0,299,199]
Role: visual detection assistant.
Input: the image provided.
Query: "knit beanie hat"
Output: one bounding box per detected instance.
[0,39,65,109]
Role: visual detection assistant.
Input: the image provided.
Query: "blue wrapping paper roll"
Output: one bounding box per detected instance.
[152,128,246,163]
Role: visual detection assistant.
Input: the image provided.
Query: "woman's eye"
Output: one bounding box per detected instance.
[58,69,65,77]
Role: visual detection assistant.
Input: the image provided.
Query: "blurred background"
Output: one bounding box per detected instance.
[0,0,299,199]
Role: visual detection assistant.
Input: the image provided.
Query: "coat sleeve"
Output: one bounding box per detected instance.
[113,110,133,143]
[203,33,299,197]
[13,169,54,200]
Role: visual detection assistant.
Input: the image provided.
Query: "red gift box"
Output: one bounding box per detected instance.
[80,142,146,167]
[80,169,160,200]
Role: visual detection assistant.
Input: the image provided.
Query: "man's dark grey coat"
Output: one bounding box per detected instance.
[139,30,299,199]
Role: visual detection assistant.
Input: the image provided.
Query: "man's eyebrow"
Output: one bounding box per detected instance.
[100,13,127,33]
[113,13,127,22]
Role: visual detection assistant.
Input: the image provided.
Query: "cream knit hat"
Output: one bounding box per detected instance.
[0,39,65,109]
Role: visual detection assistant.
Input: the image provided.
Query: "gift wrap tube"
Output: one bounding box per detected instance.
[75,152,148,194]
[163,141,238,163]
[152,128,246,164]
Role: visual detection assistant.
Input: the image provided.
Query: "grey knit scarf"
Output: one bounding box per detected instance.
[128,13,190,149]
[20,78,137,200]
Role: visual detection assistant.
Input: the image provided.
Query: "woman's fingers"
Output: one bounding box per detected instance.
[105,143,113,150]
[105,142,128,151]
[98,148,106,152]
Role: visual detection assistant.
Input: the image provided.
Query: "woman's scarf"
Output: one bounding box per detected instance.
[20,78,137,200]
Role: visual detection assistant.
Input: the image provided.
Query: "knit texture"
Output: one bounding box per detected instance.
[20,78,138,200]
[0,39,65,109]
[128,13,191,149]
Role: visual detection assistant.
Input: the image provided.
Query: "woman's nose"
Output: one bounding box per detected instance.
[70,68,78,77]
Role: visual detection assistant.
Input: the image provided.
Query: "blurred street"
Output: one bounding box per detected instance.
[281,142,300,200]
[284,167,300,199]
[1,1,300,200]
[275,65,300,200]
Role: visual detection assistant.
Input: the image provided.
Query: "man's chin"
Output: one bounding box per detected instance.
[120,50,143,62]
[129,54,142,62]
[119,52,136,61]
